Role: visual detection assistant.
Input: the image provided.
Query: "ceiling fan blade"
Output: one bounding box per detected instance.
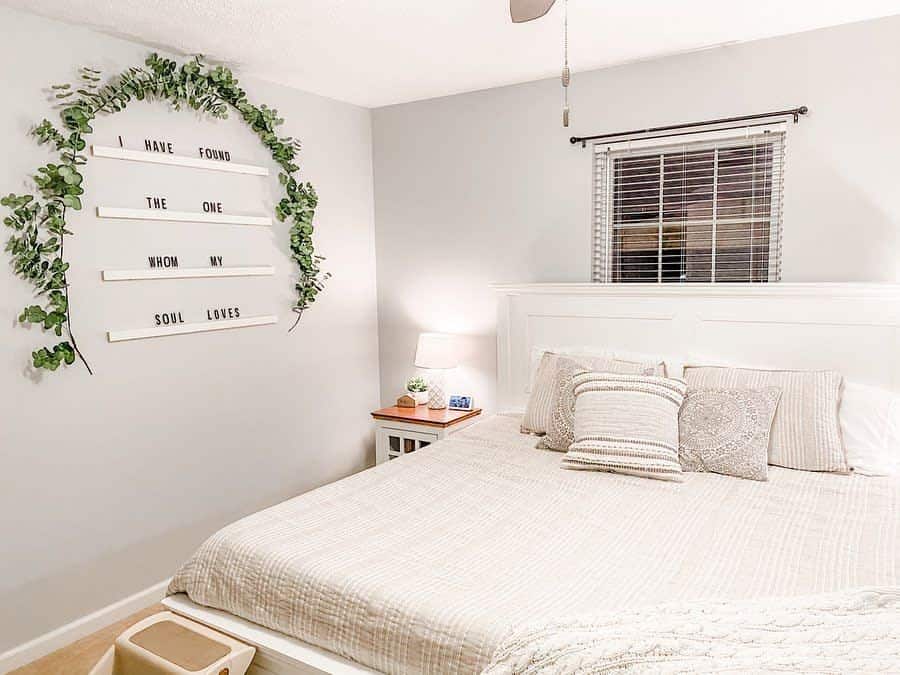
[510,0,557,23]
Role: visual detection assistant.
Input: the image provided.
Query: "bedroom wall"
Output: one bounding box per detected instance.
[0,7,379,653]
[372,15,900,412]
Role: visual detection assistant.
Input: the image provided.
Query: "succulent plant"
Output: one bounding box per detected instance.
[406,376,429,392]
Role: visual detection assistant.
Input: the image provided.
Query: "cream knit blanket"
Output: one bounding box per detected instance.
[484,587,900,674]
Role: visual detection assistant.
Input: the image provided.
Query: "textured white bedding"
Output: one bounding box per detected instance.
[169,414,900,674]
[485,586,900,673]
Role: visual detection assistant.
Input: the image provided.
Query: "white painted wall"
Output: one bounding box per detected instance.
[0,7,379,651]
[372,15,900,412]
[4,5,900,657]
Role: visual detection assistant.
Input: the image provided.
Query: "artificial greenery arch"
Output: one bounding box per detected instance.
[2,54,328,374]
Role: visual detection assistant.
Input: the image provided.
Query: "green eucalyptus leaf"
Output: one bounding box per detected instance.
[61,195,82,210]
[6,52,327,373]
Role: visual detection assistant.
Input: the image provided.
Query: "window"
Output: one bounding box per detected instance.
[592,131,785,283]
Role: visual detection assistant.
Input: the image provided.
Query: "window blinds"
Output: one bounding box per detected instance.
[593,131,785,283]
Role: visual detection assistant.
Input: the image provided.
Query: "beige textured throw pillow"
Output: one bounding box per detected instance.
[522,352,665,436]
[683,366,846,473]
[562,372,687,481]
[539,356,662,451]
[679,387,782,481]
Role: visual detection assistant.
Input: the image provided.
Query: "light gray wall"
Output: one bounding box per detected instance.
[372,15,900,412]
[0,7,379,651]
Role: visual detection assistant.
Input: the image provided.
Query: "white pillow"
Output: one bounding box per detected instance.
[841,382,900,476]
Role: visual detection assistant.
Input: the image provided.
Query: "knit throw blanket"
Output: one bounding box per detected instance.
[484,587,900,674]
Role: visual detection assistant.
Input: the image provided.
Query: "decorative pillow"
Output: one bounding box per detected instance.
[538,356,659,451]
[679,387,782,481]
[527,346,610,393]
[528,347,674,391]
[562,372,687,481]
[522,352,665,436]
[683,366,846,472]
[609,349,684,380]
[840,381,900,476]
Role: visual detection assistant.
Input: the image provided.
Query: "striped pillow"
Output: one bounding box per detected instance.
[539,356,662,452]
[562,372,687,481]
[522,352,665,435]
[683,366,846,473]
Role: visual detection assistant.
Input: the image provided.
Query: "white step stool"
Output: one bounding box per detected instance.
[89,611,255,675]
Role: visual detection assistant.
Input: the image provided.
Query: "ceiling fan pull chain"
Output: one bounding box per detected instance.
[561,0,570,127]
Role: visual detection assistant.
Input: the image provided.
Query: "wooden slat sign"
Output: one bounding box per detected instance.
[91,144,269,176]
[102,266,274,281]
[96,206,271,227]
[108,315,278,343]
[93,135,280,347]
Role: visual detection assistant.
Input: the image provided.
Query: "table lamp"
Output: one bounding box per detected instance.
[414,332,458,409]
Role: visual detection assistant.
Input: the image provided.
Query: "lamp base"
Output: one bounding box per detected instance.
[427,372,447,409]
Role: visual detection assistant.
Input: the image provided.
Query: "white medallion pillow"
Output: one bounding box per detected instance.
[679,387,782,481]
[683,366,846,473]
[522,352,665,436]
[562,372,687,481]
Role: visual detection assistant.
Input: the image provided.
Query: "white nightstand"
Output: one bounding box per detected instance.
[371,405,483,464]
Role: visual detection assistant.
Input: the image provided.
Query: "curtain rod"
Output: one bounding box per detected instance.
[569,106,808,148]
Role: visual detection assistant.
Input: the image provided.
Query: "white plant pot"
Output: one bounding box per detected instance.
[408,390,429,405]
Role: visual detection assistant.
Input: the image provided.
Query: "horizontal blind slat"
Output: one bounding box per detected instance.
[593,130,785,283]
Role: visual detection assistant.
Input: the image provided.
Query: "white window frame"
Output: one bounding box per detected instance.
[592,125,785,283]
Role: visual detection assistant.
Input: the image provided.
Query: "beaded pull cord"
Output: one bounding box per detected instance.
[561,0,570,127]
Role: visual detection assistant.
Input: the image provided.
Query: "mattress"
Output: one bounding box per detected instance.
[169,414,900,674]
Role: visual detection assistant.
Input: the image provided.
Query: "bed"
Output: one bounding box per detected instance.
[165,283,900,674]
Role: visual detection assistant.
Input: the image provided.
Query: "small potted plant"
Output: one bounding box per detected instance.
[406,376,429,405]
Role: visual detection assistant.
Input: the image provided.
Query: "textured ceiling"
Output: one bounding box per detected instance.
[3,0,898,107]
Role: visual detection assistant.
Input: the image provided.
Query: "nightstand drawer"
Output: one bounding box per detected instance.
[377,427,439,463]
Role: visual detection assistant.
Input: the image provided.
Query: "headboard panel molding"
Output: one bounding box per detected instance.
[493,283,900,412]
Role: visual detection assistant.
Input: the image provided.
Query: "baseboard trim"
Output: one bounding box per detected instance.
[0,578,170,673]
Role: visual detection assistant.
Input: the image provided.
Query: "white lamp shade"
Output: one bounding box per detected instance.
[414,332,458,370]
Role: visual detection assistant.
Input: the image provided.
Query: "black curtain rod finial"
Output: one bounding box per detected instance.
[569,106,809,146]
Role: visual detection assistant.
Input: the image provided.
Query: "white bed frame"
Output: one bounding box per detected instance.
[495,282,900,411]
[165,282,900,674]
[162,594,375,675]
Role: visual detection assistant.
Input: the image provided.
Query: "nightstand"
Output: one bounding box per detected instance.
[371,406,483,464]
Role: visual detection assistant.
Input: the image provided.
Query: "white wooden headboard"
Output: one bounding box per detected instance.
[494,283,900,412]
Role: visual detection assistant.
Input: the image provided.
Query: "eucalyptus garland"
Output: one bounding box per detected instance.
[2,54,328,374]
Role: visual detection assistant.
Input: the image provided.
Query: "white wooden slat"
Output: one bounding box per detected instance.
[96,206,271,227]
[108,315,277,342]
[91,145,269,176]
[102,266,275,281]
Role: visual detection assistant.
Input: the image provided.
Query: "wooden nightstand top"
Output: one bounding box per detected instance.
[371,405,482,428]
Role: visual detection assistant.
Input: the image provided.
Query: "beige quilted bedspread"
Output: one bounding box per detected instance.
[169,415,900,674]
